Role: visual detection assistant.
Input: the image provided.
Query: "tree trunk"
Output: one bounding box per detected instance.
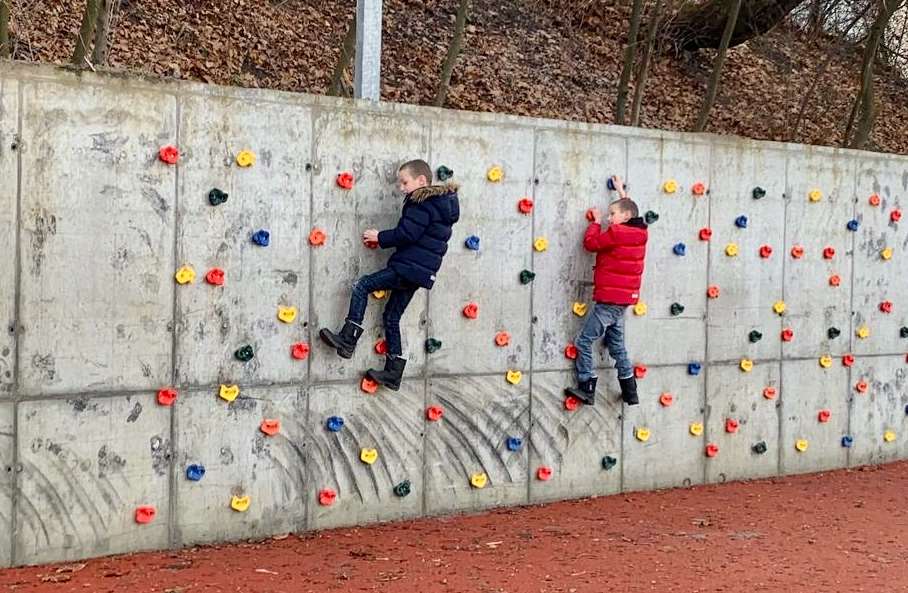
[71,0,102,66]
[630,0,666,126]
[91,0,117,66]
[328,18,357,97]
[434,0,470,107]
[693,0,743,132]
[808,0,823,34]
[663,0,802,51]
[0,0,9,59]
[615,0,645,124]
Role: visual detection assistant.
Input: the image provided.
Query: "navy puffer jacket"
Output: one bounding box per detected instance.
[378,183,460,289]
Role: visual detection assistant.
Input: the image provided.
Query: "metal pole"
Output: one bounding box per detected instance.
[354,0,383,101]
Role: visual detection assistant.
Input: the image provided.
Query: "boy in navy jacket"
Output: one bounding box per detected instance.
[320,159,460,390]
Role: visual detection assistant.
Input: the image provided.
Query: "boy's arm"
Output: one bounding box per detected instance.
[583,222,616,252]
[378,205,431,249]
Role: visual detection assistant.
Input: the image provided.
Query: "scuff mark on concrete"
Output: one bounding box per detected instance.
[126,401,142,423]
[97,444,127,478]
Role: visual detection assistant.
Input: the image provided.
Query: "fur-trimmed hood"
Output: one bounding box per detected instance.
[407,182,460,204]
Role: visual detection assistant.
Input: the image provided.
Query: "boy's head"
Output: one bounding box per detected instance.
[398,159,432,194]
[607,198,639,225]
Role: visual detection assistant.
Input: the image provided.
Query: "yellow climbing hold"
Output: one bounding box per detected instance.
[360,448,378,465]
[773,300,786,315]
[534,237,549,252]
[739,358,754,373]
[881,247,893,260]
[689,422,704,437]
[236,150,256,168]
[572,302,588,317]
[808,189,823,202]
[230,495,251,512]
[635,427,651,442]
[277,306,297,323]
[633,302,648,316]
[662,179,678,194]
[819,355,833,368]
[795,439,809,452]
[175,265,196,285]
[506,370,522,385]
[487,166,503,182]
[470,472,488,489]
[884,430,897,443]
[372,290,387,299]
[856,325,871,339]
[219,384,240,402]
[725,243,739,257]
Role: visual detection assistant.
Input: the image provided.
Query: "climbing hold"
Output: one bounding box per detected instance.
[842,354,855,367]
[659,392,674,407]
[231,495,251,512]
[781,328,794,342]
[634,427,651,442]
[634,365,647,379]
[219,384,240,402]
[393,480,411,497]
[819,355,833,368]
[773,301,786,315]
[752,441,768,455]
[901,327,908,339]
[790,245,804,259]
[506,370,522,385]
[644,211,659,225]
[705,443,719,458]
[841,435,854,448]
[534,237,549,252]
[519,270,536,284]
[564,396,581,411]
[688,362,701,376]
[494,331,511,347]
[829,274,841,287]
[856,325,871,339]
[365,239,379,249]
[251,230,270,247]
[823,246,836,260]
[291,342,310,360]
[725,418,739,434]
[699,228,712,241]
[585,208,597,222]
[748,330,763,343]
[689,423,704,437]
[372,290,387,299]
[374,339,388,355]
[260,419,280,436]
[336,172,354,189]
[735,215,748,229]
[205,268,225,286]
[326,416,345,432]
[855,380,869,394]
[186,464,206,481]
[828,327,841,339]
[673,243,687,256]
[881,247,894,260]
[795,439,809,452]
[360,377,379,394]
[436,165,454,181]
[426,406,444,421]
[847,219,859,232]
[891,209,902,222]
[517,198,534,214]
[725,243,739,257]
[157,388,178,406]
[564,344,578,360]
[463,303,479,319]
[817,409,831,423]
[277,306,298,323]
[763,386,778,400]
[633,302,648,316]
[309,228,327,246]
[487,166,503,182]
[360,448,378,465]
[465,235,481,251]
[470,472,488,489]
[808,189,823,202]
[208,188,228,206]
[880,300,893,313]
[506,436,523,452]
[740,358,754,372]
[235,345,254,362]
[662,179,678,194]
[601,455,618,470]
[884,430,897,443]
[869,193,881,206]
[318,488,337,506]
[670,302,685,316]
[572,302,588,317]
[425,338,442,353]
[691,182,707,196]
[175,265,196,285]
[235,150,256,168]
[752,187,766,200]
[536,466,553,481]
[135,506,157,524]
[707,285,720,299]
[759,245,773,258]
[158,145,180,165]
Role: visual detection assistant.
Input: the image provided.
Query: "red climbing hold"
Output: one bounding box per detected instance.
[829,274,841,287]
[763,386,777,400]
[291,342,310,360]
[699,227,713,241]
[135,506,157,524]
[707,285,720,299]
[536,466,553,481]
[336,172,354,190]
[705,443,719,458]
[205,268,225,286]
[759,245,773,259]
[659,392,674,407]
[495,331,511,347]
[564,396,581,411]
[691,182,707,196]
[781,328,794,342]
[158,145,179,165]
[790,245,804,259]
[725,418,739,434]
[365,240,379,249]
[880,300,893,313]
[634,364,647,379]
[260,419,280,436]
[842,354,855,367]
[564,344,578,360]
[318,488,337,506]
[823,246,836,260]
[518,198,534,214]
[817,409,831,423]
[374,339,388,355]
[586,208,596,222]
[463,303,479,319]
[869,193,881,206]
[426,406,444,421]
[361,377,379,394]
[892,209,902,222]
[156,387,177,406]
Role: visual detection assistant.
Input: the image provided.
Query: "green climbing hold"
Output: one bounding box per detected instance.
[827,327,841,339]
[519,270,536,285]
[752,186,766,200]
[436,165,454,181]
[425,338,442,354]
[644,210,659,225]
[900,327,908,338]
[748,330,763,343]
[235,345,254,362]
[752,441,768,455]
[670,302,685,316]
[208,188,228,206]
[393,480,411,497]
[601,455,618,470]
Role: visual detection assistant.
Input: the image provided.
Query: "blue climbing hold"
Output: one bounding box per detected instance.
[326,416,345,432]
[841,435,854,448]
[688,362,702,376]
[607,177,616,191]
[735,215,748,229]
[252,229,270,246]
[846,219,859,232]
[465,235,480,251]
[506,436,523,452]
[673,243,687,256]
[186,464,206,481]
[904,404,908,415]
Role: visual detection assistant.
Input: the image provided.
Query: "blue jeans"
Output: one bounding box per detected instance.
[346,267,419,357]
[574,303,633,382]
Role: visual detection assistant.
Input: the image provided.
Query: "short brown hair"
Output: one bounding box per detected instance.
[399,159,432,184]
[611,198,639,218]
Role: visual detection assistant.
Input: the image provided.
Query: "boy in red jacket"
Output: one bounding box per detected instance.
[565,176,648,406]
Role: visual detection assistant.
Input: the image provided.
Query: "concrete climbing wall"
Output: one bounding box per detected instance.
[0,61,907,567]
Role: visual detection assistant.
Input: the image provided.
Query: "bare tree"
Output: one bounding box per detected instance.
[0,0,9,59]
[694,0,742,131]
[91,0,118,66]
[615,0,645,124]
[71,0,102,66]
[630,0,667,126]
[663,0,801,51]
[328,18,357,97]
[434,0,470,107]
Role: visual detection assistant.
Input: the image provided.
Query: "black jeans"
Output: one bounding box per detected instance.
[346,267,419,357]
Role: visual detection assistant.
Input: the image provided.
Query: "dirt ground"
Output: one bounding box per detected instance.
[3,461,907,593]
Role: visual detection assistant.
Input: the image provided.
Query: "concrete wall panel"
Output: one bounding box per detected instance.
[848,355,908,466]
[0,79,17,395]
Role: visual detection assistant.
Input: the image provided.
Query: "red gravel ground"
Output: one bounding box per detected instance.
[3,461,908,593]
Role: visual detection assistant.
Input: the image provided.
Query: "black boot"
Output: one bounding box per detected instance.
[318,320,363,359]
[564,377,597,405]
[619,376,639,406]
[366,356,407,391]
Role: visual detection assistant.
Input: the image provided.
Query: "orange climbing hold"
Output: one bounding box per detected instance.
[823,246,836,260]
[691,182,707,196]
[699,227,713,241]
[634,364,647,379]
[536,466,553,481]
[518,198,534,214]
[374,339,388,355]
[260,419,280,436]
[829,274,841,287]
[869,193,881,206]
[360,377,379,394]
[707,285,720,299]
[156,387,178,406]
[309,228,327,246]
[790,245,804,259]
[336,172,355,189]
[855,380,869,394]
[659,392,674,407]
[291,342,310,360]
[763,386,778,400]
[494,331,511,347]
[463,303,479,319]
[318,488,337,506]
[586,208,596,222]
[135,506,157,524]
[158,145,179,165]
[564,396,581,411]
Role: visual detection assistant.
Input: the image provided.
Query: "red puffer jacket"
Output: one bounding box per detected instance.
[583,218,648,305]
